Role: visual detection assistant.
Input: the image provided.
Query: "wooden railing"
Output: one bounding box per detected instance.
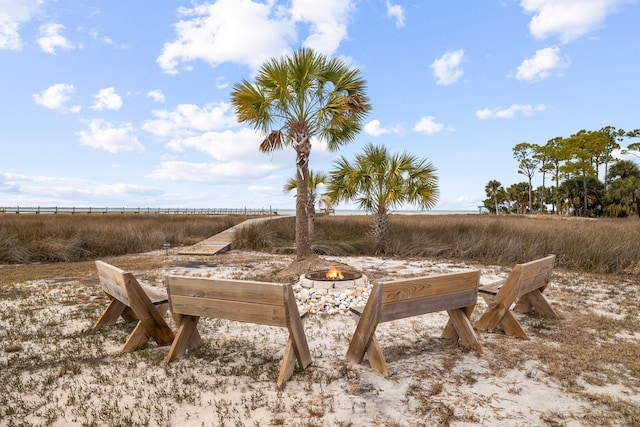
[0,206,277,215]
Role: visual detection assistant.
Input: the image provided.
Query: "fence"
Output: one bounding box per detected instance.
[0,206,277,216]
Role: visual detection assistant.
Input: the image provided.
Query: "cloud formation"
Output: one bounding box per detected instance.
[476,104,546,119]
[33,83,75,110]
[414,116,445,134]
[431,49,465,86]
[76,119,144,154]
[91,88,123,111]
[157,0,357,74]
[521,0,628,44]
[0,0,42,50]
[37,23,74,54]
[516,46,569,82]
[386,1,406,28]
[364,119,390,137]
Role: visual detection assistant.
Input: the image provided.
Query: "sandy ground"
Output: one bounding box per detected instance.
[1,249,639,426]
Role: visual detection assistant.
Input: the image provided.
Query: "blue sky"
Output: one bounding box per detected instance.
[1,0,639,211]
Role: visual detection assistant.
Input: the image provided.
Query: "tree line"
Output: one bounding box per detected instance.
[484,126,640,217]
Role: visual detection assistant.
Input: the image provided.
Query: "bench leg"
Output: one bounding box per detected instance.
[442,305,473,341]
[518,289,559,318]
[278,314,311,388]
[94,298,131,328]
[476,293,528,339]
[365,334,390,377]
[499,311,529,339]
[165,315,200,363]
[444,307,484,353]
[121,303,174,352]
[346,312,389,377]
[278,335,298,388]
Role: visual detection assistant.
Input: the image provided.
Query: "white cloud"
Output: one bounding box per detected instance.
[157,0,295,74]
[91,87,123,111]
[33,83,75,110]
[291,0,356,54]
[147,89,166,103]
[0,0,43,50]
[431,49,465,86]
[143,103,237,139]
[414,116,445,134]
[516,46,569,82]
[76,119,144,154]
[157,0,356,74]
[476,104,546,119]
[37,23,74,54]
[521,0,629,44]
[147,160,280,183]
[385,0,405,28]
[364,119,390,137]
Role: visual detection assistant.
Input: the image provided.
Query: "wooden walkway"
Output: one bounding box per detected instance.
[178,216,290,256]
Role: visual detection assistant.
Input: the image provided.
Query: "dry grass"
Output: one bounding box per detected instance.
[234,214,640,274]
[0,214,249,264]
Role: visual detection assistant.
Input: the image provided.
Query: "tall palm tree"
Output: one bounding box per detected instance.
[231,48,371,260]
[283,170,327,237]
[326,143,439,252]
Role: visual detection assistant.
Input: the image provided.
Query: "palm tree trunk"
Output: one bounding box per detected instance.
[371,211,390,254]
[295,141,311,260]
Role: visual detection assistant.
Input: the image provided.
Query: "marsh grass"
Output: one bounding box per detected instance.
[233,214,640,274]
[0,214,247,264]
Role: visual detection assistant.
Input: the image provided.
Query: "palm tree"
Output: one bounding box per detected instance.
[231,48,371,260]
[485,180,503,214]
[326,143,439,252]
[283,170,327,237]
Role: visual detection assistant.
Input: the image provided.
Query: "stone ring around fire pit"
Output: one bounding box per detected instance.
[300,266,367,290]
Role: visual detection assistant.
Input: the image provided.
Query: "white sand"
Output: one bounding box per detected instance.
[1,250,637,426]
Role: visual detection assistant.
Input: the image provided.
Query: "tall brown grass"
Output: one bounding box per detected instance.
[234,214,640,274]
[3,213,639,274]
[0,214,244,264]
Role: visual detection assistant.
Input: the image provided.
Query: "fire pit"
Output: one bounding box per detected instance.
[300,266,366,290]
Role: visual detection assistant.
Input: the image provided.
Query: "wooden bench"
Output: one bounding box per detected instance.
[475,254,559,339]
[93,260,175,351]
[164,276,312,388]
[346,270,483,377]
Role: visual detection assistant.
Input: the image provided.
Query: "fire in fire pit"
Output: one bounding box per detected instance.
[301,266,366,290]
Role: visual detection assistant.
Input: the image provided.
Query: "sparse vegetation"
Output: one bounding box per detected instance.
[1,213,639,426]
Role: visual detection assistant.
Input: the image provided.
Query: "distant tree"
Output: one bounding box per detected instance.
[562,130,601,216]
[513,142,540,213]
[484,180,504,214]
[604,160,640,217]
[231,47,371,260]
[506,182,530,214]
[283,170,327,237]
[559,175,604,217]
[327,143,439,252]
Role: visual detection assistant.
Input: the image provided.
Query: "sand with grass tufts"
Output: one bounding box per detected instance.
[1,249,639,426]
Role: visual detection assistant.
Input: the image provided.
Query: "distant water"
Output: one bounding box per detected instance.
[276,209,478,216]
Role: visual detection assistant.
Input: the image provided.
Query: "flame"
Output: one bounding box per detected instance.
[325,266,344,280]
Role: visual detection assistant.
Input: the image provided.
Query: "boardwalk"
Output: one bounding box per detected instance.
[178,216,291,255]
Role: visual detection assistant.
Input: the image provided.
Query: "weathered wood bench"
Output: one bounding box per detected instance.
[346,270,483,377]
[164,276,312,388]
[475,254,559,339]
[93,260,175,351]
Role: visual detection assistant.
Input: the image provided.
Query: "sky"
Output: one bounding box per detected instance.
[1,0,639,212]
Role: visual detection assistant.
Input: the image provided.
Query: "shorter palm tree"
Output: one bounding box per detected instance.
[326,143,439,252]
[283,170,327,237]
